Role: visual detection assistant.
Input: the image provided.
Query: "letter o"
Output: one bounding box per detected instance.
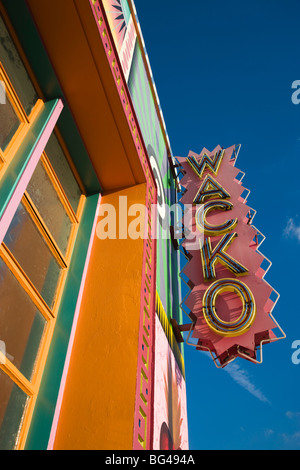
[202,279,256,337]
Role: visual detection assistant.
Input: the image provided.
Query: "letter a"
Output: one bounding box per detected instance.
[193,174,230,204]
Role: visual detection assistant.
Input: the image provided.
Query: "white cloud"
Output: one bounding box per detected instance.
[200,352,270,404]
[224,362,271,404]
[276,412,300,448]
[280,431,300,446]
[286,411,300,420]
[283,218,300,242]
[264,429,274,438]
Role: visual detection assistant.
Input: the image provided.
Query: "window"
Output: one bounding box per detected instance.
[0,14,85,450]
[0,131,85,450]
[0,13,41,174]
[0,14,38,116]
[0,62,43,175]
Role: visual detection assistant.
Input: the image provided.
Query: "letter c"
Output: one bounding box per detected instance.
[196,200,238,235]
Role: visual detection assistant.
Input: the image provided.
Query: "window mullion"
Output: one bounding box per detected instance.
[0,354,35,397]
[22,192,68,269]
[0,244,55,322]
[41,153,78,224]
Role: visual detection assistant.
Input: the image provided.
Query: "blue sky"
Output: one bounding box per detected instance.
[134,0,300,450]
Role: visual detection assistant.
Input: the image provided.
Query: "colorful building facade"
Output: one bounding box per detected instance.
[0,0,188,450]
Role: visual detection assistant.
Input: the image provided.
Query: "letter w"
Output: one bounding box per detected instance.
[187,149,225,179]
[200,233,248,280]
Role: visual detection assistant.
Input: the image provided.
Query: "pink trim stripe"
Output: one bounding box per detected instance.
[0,99,64,244]
[47,194,101,450]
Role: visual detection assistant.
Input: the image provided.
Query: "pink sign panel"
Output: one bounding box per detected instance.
[176,145,285,368]
[153,318,189,450]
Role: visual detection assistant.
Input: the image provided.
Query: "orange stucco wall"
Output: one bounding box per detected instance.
[53,183,147,450]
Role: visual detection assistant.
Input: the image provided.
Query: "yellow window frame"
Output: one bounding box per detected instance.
[0,119,86,450]
[0,178,85,450]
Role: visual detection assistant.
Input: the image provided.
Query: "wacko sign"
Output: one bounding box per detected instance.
[175,145,285,368]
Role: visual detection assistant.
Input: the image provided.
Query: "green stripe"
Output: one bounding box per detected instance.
[158,127,166,170]
[137,52,156,147]
[133,54,152,146]
[160,225,170,317]
[131,85,151,148]
[135,47,154,145]
[25,193,99,450]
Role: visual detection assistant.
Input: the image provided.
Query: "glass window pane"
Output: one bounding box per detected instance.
[0,258,47,381]
[0,369,29,450]
[3,202,63,309]
[0,95,21,150]
[45,133,82,214]
[26,160,73,256]
[0,15,38,116]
